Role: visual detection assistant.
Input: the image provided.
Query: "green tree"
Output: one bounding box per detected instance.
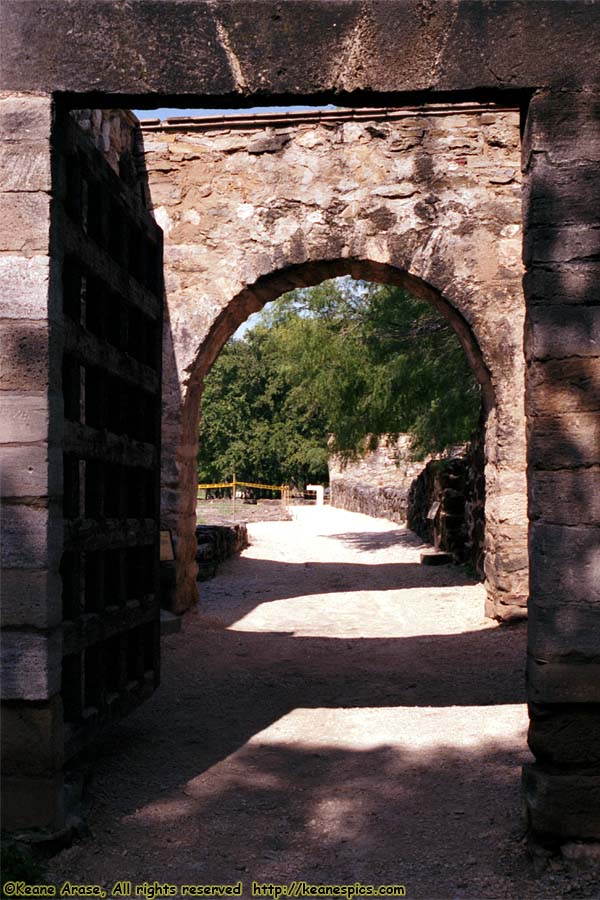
[198,279,480,486]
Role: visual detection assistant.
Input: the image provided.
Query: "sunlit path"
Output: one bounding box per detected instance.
[46,507,562,899]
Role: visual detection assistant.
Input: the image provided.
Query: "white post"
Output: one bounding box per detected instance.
[306,484,324,506]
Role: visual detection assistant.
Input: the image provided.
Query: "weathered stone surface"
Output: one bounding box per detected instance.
[523,765,600,842]
[529,469,600,526]
[0,191,51,253]
[523,86,600,846]
[528,413,600,470]
[195,523,249,579]
[0,142,51,192]
[0,629,62,701]
[528,704,600,770]
[526,307,600,361]
[1,2,599,95]
[528,601,600,661]
[0,393,49,444]
[524,261,600,308]
[329,434,425,527]
[524,158,600,228]
[143,107,526,621]
[528,657,600,706]
[0,505,62,569]
[0,255,51,319]
[0,568,62,629]
[522,89,600,168]
[528,358,600,416]
[0,444,50,499]
[529,523,600,606]
[1,696,63,775]
[523,224,600,268]
[331,480,410,526]
[0,322,49,390]
[0,773,64,832]
[0,92,53,143]
[1,7,598,846]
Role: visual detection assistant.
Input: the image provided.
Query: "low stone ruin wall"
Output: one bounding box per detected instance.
[195,523,249,580]
[329,435,428,523]
[406,433,485,576]
[330,432,485,576]
[330,481,410,525]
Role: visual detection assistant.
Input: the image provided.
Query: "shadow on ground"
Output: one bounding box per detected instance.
[199,554,478,626]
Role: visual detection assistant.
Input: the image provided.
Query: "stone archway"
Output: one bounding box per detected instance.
[143,106,528,620]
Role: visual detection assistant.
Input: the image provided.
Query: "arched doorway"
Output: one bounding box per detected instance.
[148,107,527,621]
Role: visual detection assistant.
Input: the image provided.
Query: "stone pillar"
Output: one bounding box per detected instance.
[522,89,600,844]
[0,93,65,832]
[160,363,201,615]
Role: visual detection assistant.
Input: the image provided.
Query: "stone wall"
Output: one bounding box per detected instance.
[1,99,164,837]
[71,109,146,196]
[0,93,64,834]
[521,88,600,844]
[329,435,433,525]
[195,523,249,580]
[407,446,485,577]
[330,433,485,577]
[140,105,528,622]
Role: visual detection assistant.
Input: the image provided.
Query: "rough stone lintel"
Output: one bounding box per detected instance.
[523,764,600,843]
[0,628,62,701]
[527,657,600,705]
[2,2,600,95]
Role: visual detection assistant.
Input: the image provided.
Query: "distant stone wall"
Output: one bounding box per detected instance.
[330,481,411,525]
[331,433,486,576]
[329,435,429,522]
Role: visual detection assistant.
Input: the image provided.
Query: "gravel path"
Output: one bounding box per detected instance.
[48,508,598,899]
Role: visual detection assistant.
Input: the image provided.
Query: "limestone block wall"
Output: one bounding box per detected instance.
[140,106,528,621]
[521,89,600,843]
[0,93,65,832]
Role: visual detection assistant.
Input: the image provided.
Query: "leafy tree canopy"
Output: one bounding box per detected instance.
[198,279,481,487]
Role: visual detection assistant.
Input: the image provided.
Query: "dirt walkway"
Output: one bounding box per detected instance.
[48,508,597,899]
